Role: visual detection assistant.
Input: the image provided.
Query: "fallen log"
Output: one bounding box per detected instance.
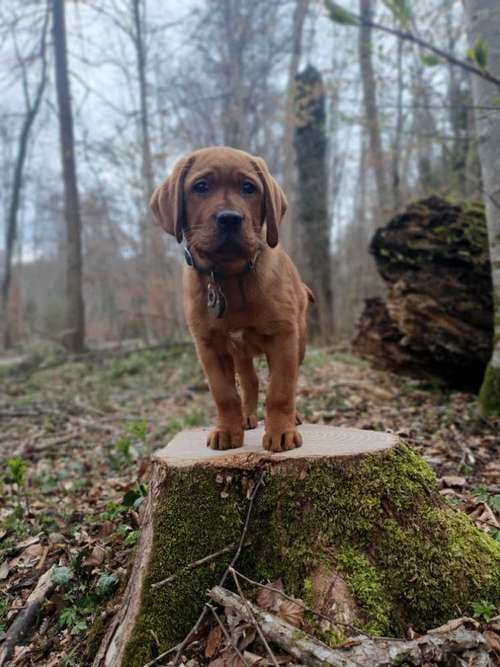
[209,587,490,667]
[94,425,500,667]
[353,196,493,389]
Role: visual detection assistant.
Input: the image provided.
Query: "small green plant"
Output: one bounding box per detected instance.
[122,481,148,509]
[182,410,206,427]
[0,597,9,632]
[472,486,490,503]
[60,649,80,667]
[164,410,207,438]
[127,418,149,457]
[115,435,133,463]
[5,456,29,513]
[96,572,118,597]
[124,530,139,546]
[472,486,500,511]
[127,418,147,442]
[59,605,88,635]
[460,463,474,476]
[6,456,27,486]
[489,528,500,543]
[471,599,497,622]
[52,566,74,587]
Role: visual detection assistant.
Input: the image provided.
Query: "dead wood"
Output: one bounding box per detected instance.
[0,565,55,667]
[353,196,492,390]
[209,587,490,667]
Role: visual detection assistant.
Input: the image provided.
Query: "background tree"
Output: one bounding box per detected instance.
[293,65,334,340]
[1,3,49,349]
[464,0,500,416]
[52,0,85,352]
[358,0,389,214]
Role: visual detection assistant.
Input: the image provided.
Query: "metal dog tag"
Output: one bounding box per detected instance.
[207,279,226,318]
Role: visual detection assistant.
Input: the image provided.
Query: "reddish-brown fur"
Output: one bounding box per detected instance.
[151,146,313,452]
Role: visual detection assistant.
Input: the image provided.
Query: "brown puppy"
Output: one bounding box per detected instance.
[151,146,313,453]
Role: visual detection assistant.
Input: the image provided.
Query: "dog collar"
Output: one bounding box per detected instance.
[183,246,260,279]
[183,246,261,319]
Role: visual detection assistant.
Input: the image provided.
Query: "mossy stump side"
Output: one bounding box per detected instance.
[479,361,500,417]
[94,425,500,667]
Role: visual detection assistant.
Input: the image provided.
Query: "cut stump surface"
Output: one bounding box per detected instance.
[156,424,397,467]
[94,426,500,667]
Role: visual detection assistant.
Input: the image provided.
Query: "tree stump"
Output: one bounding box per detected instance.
[94,425,500,667]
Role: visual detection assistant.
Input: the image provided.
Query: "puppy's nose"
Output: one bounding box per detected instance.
[216,209,243,227]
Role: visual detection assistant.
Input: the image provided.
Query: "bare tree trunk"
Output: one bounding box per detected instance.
[294,66,334,341]
[132,0,154,202]
[52,0,85,352]
[391,35,404,209]
[131,0,168,341]
[281,0,310,257]
[445,6,470,196]
[221,0,245,148]
[1,6,49,349]
[359,0,389,213]
[464,0,500,416]
[411,64,437,194]
[465,105,482,198]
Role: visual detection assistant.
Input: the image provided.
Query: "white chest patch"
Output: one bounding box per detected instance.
[228,329,245,342]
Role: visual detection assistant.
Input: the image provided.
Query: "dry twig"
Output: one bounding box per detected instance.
[151,542,240,589]
[230,568,280,667]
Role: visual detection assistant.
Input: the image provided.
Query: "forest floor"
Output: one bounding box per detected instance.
[0,343,499,666]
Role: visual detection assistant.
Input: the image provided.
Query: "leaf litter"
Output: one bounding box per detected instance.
[0,343,498,665]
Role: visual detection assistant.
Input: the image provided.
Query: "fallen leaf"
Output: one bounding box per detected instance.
[0,559,10,580]
[205,624,224,658]
[256,580,284,612]
[277,598,304,627]
[83,545,106,568]
[484,629,500,653]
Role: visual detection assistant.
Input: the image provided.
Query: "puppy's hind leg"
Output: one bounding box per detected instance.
[234,354,259,430]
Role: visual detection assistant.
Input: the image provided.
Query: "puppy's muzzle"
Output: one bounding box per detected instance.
[216,209,243,228]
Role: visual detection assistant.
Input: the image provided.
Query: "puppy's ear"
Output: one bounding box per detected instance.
[251,157,288,248]
[150,156,195,243]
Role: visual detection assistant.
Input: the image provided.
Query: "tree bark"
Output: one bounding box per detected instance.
[52,0,85,352]
[392,34,403,210]
[209,589,489,667]
[353,197,493,390]
[293,66,334,340]
[464,0,500,416]
[131,0,168,341]
[281,0,310,256]
[359,0,389,213]
[1,6,49,349]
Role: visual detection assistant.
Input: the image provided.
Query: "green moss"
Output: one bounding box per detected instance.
[122,445,500,666]
[121,470,244,666]
[479,362,500,417]
[337,548,392,634]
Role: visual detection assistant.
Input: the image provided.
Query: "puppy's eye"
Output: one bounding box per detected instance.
[241,180,256,195]
[192,179,209,194]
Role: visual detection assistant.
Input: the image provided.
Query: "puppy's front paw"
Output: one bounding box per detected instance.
[207,428,243,451]
[262,428,302,453]
[243,413,258,430]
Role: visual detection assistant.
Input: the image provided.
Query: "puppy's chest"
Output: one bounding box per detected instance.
[226,327,267,356]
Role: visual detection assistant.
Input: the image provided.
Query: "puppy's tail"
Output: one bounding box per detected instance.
[304,284,316,304]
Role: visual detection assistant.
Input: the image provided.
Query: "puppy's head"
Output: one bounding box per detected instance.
[150,147,287,265]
